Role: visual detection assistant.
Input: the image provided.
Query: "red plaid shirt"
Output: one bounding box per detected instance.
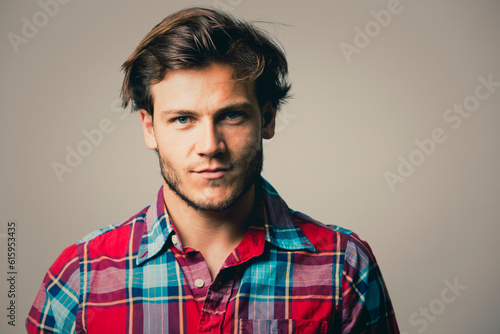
[27,177,399,333]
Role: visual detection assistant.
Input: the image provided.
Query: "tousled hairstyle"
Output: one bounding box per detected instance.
[120,7,291,116]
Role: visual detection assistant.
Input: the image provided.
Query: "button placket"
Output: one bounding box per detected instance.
[198,275,237,332]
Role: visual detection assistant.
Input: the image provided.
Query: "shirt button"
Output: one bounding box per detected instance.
[194,279,205,288]
[171,234,179,245]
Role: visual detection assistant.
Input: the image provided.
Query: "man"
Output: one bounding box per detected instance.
[27,7,399,333]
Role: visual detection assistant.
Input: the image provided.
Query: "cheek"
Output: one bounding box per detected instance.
[156,130,195,157]
[230,128,261,156]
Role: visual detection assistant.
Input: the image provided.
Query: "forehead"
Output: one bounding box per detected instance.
[151,63,258,113]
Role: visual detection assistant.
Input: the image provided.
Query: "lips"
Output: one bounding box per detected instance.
[193,166,233,180]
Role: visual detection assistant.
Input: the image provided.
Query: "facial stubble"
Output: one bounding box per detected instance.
[155,141,263,212]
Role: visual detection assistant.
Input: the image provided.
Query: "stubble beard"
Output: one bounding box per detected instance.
[155,143,263,212]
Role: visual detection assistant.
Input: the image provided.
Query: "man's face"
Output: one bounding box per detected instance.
[140,63,276,211]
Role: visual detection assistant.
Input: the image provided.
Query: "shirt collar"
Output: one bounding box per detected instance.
[136,187,173,265]
[255,177,315,252]
[137,177,315,266]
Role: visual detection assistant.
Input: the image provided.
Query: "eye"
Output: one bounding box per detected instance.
[226,111,240,119]
[176,116,189,124]
[222,111,244,121]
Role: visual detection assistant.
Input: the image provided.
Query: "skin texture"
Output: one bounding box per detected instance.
[140,63,276,278]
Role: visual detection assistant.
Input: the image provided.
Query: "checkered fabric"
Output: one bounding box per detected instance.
[27,177,399,333]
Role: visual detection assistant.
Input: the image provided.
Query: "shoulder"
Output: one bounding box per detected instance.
[292,211,398,330]
[27,206,150,332]
[291,210,383,284]
[292,210,375,259]
[75,206,149,257]
[46,205,149,281]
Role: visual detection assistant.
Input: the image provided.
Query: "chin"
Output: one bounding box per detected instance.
[198,189,236,206]
[192,185,249,212]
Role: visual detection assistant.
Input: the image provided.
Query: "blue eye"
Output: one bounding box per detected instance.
[177,116,189,124]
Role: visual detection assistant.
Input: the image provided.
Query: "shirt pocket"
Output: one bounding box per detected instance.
[239,319,328,334]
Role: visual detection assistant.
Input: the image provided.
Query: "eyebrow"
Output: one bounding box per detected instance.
[158,102,255,119]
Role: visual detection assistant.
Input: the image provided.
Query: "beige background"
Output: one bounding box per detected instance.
[1,0,499,333]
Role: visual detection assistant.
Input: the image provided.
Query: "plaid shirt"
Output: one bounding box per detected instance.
[27,177,399,333]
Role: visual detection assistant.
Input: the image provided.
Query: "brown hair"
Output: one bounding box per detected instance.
[120,7,291,116]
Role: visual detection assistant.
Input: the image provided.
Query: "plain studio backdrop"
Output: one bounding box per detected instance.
[1,1,499,333]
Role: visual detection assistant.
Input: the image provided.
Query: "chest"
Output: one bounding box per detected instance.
[79,248,338,333]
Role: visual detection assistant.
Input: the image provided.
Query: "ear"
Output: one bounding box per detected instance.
[261,103,277,140]
[140,109,158,150]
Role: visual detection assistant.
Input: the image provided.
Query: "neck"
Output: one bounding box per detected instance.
[162,182,255,278]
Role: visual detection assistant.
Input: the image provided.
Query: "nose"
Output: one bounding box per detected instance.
[195,120,226,157]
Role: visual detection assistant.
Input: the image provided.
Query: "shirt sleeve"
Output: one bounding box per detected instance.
[340,234,399,333]
[26,244,81,334]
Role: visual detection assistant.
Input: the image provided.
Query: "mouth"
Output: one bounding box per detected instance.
[193,166,233,180]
